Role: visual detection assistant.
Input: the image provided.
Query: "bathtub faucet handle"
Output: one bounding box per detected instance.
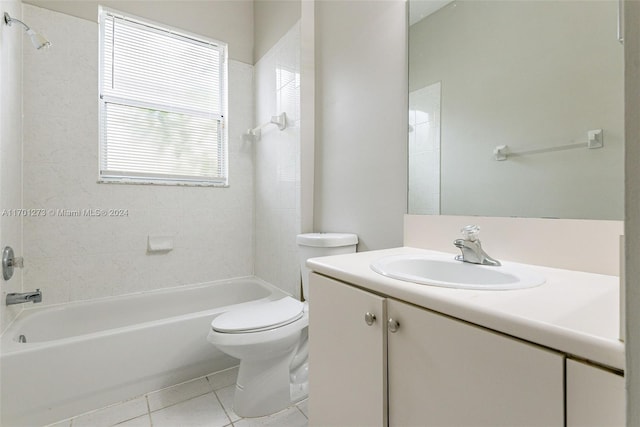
[2,246,23,280]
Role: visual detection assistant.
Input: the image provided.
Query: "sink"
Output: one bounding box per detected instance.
[370,254,545,290]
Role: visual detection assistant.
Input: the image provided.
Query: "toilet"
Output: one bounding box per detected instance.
[207,233,358,417]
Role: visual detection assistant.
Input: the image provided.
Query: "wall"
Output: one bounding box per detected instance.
[253,0,301,64]
[23,0,253,63]
[254,22,302,299]
[625,0,640,423]
[0,0,24,333]
[22,4,254,305]
[410,1,624,220]
[299,0,315,234]
[314,0,407,251]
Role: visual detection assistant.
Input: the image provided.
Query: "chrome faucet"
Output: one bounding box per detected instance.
[453,225,501,266]
[6,289,42,305]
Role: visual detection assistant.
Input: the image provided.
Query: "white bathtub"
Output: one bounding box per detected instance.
[0,277,288,427]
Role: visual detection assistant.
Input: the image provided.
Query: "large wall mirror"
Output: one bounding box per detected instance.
[408,0,624,220]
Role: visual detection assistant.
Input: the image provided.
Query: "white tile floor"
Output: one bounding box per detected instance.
[47,367,309,427]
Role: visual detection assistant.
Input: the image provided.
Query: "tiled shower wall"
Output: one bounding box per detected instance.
[0,0,23,332]
[21,5,255,305]
[254,23,302,299]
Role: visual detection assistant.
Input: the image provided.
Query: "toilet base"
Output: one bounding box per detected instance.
[207,305,310,418]
[234,352,300,417]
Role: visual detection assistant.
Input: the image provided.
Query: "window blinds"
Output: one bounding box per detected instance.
[99,8,227,185]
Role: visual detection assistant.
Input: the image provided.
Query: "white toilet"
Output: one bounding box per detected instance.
[207,233,358,417]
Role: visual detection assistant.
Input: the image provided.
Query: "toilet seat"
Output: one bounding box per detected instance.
[211,297,304,333]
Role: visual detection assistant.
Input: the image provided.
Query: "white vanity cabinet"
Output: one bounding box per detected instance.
[309,273,564,426]
[308,272,388,427]
[566,359,625,426]
[387,298,564,426]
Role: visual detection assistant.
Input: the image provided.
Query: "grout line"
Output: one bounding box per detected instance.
[213,388,236,425]
[145,395,153,427]
[206,365,240,391]
[67,396,148,426]
[296,405,308,420]
[147,369,239,413]
[147,391,215,415]
[110,409,149,426]
[112,413,152,427]
[144,394,151,415]
[204,373,215,391]
[152,372,213,395]
[148,389,214,413]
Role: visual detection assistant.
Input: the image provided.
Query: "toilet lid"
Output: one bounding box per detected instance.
[211,297,304,333]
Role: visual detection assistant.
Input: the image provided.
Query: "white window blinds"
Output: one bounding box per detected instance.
[99,8,228,186]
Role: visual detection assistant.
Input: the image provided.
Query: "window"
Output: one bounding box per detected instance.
[99,7,228,186]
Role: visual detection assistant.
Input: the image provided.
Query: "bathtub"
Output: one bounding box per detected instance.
[0,277,288,427]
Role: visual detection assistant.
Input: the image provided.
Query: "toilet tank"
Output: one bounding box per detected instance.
[297,233,358,300]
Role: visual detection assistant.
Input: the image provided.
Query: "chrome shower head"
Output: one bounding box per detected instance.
[4,12,51,50]
[25,28,50,50]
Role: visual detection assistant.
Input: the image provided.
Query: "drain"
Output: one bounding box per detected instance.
[18,334,26,343]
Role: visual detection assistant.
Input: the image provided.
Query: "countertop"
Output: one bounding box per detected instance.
[307,247,624,371]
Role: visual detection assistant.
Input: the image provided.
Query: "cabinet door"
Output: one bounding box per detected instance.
[388,299,564,427]
[567,359,625,426]
[308,273,387,427]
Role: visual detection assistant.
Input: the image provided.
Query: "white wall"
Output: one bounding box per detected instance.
[23,0,254,63]
[300,0,315,234]
[625,0,640,422]
[314,0,407,251]
[22,4,254,305]
[254,0,300,64]
[410,1,624,220]
[0,0,24,333]
[254,22,302,299]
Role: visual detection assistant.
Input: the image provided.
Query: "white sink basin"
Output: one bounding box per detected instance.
[370,254,545,290]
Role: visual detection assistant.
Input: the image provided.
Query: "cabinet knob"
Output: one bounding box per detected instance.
[364,312,376,326]
[388,318,400,333]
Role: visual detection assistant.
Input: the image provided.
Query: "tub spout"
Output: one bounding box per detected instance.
[6,289,42,305]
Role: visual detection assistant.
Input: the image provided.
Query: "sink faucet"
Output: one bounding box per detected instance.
[6,289,42,305]
[453,225,501,266]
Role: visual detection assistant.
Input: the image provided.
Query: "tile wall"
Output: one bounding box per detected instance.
[21,4,255,305]
[0,0,24,332]
[254,22,302,299]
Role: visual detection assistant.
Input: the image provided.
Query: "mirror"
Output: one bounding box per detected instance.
[408,1,624,220]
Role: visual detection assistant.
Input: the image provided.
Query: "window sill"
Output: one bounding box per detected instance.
[97,178,229,188]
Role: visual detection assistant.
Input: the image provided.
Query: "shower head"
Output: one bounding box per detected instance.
[25,28,50,50]
[4,12,51,50]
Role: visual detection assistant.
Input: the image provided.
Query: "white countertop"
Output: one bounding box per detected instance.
[307,247,624,371]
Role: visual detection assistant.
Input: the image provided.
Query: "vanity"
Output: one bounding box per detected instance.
[307,245,624,426]
[305,1,627,424]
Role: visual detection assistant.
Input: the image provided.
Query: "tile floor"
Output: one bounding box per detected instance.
[47,367,309,427]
